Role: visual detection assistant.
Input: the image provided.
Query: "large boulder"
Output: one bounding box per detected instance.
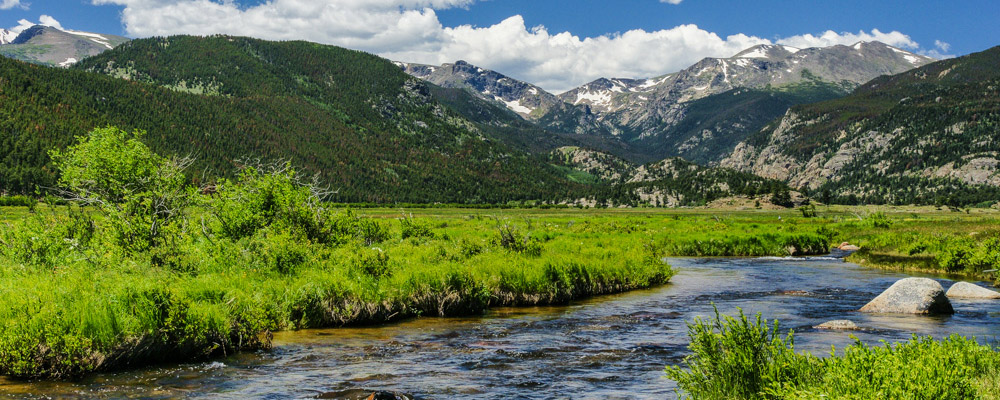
[859,278,954,314]
[946,282,1000,299]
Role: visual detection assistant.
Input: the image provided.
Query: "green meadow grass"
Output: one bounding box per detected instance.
[2,203,1000,378]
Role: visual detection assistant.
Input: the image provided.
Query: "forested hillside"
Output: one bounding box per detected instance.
[1,35,584,203]
[722,46,1000,206]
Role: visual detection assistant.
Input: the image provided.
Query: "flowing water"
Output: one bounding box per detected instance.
[3,255,999,399]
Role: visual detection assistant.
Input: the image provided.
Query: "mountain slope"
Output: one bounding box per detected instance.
[721,45,1000,206]
[1,35,582,203]
[0,25,128,67]
[549,146,790,207]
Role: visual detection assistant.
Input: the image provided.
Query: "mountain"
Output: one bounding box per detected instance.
[397,60,563,119]
[0,25,129,67]
[721,45,1000,206]
[1,35,585,203]
[554,42,935,162]
[397,42,935,163]
[549,146,790,207]
[559,42,934,134]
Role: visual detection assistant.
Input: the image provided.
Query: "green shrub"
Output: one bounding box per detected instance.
[862,212,893,228]
[49,127,190,253]
[399,215,434,239]
[493,221,542,256]
[667,311,1000,400]
[818,335,1000,399]
[666,308,820,399]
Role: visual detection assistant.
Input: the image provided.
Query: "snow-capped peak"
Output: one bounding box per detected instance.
[0,28,16,45]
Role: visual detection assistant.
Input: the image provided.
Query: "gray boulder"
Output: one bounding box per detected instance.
[946,282,1000,299]
[814,320,859,330]
[859,278,954,314]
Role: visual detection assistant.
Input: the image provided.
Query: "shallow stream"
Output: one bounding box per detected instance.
[3,255,999,399]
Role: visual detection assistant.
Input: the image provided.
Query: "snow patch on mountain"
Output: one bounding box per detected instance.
[66,30,114,49]
[0,28,16,44]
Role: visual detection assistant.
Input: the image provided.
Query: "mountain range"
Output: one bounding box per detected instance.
[1,24,999,207]
[400,42,935,163]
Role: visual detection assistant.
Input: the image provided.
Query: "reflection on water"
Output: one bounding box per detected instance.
[2,257,998,399]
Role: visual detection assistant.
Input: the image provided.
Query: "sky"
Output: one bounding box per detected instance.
[2,0,997,93]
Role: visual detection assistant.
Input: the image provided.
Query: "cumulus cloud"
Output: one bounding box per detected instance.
[921,40,955,59]
[8,15,64,35]
[84,0,929,92]
[660,0,683,4]
[776,28,918,49]
[0,0,26,10]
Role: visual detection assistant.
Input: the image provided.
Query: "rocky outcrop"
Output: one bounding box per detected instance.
[859,278,954,314]
[814,320,859,330]
[946,282,1000,299]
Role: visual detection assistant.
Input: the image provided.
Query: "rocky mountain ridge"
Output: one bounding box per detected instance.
[0,25,128,67]
[720,45,1000,205]
[396,42,935,163]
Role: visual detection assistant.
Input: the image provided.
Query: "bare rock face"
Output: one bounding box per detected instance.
[946,282,1000,299]
[859,278,954,314]
[814,320,859,330]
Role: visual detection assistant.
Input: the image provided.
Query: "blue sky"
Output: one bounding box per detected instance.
[2,0,996,92]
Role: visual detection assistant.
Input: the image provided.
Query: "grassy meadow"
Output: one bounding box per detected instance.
[3,200,1000,378]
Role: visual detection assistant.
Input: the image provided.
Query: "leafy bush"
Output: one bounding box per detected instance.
[211,164,342,243]
[399,215,434,240]
[666,308,819,399]
[49,127,190,253]
[493,221,542,256]
[667,311,1000,400]
[862,212,893,228]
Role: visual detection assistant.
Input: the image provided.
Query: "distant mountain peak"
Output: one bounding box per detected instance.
[0,24,128,67]
[396,59,561,119]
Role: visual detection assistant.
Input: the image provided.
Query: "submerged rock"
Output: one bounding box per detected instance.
[316,389,415,400]
[814,320,859,330]
[859,278,954,314]
[946,282,1000,299]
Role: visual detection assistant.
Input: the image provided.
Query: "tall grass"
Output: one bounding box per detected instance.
[667,310,1000,399]
[0,205,674,378]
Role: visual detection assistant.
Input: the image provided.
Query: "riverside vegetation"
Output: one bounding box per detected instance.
[2,127,1000,383]
[0,127,677,378]
[667,309,1000,399]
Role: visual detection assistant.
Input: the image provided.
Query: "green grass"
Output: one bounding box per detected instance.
[3,203,1000,379]
[667,309,1000,399]
[0,205,674,378]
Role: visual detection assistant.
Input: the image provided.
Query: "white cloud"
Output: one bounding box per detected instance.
[921,40,955,59]
[660,0,683,4]
[0,0,26,10]
[8,15,64,34]
[776,28,918,49]
[82,0,929,92]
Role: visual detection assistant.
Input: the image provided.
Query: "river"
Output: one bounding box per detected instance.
[3,254,998,399]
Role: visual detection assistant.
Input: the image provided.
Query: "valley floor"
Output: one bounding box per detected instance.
[0,204,998,382]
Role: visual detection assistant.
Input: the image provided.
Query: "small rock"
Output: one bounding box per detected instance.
[814,320,859,330]
[946,282,1000,299]
[859,278,954,314]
